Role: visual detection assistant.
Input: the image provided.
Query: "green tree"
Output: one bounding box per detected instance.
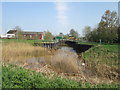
[63,34,69,39]
[58,32,64,39]
[89,28,98,42]
[69,29,79,39]
[98,10,119,43]
[82,26,91,41]
[44,30,54,41]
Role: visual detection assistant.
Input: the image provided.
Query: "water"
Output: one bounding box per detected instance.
[60,46,76,52]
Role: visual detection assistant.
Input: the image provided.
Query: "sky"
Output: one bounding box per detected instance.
[1,2,118,36]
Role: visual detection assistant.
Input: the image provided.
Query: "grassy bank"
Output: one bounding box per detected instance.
[81,44,118,66]
[2,64,119,88]
[81,43,119,83]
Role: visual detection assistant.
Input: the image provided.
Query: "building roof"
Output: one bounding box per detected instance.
[7,30,17,34]
[7,30,43,35]
[23,32,43,34]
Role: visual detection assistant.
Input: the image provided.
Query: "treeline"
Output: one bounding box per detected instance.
[83,10,119,44]
[12,10,119,44]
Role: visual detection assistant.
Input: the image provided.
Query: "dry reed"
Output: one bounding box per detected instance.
[2,42,50,64]
[45,50,80,74]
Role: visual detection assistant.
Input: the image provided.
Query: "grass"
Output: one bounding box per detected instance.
[102,44,118,52]
[1,39,56,45]
[1,39,43,45]
[77,40,118,45]
[2,64,119,88]
[2,42,51,64]
[77,41,100,45]
[81,43,119,83]
[81,44,118,66]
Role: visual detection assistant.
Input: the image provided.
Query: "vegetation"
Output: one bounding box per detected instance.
[69,29,79,39]
[44,30,54,41]
[13,26,24,39]
[2,40,120,88]
[82,26,91,41]
[81,43,119,83]
[45,50,79,74]
[81,44,118,66]
[1,39,43,45]
[1,10,119,88]
[2,42,51,64]
[2,64,119,88]
[83,10,119,43]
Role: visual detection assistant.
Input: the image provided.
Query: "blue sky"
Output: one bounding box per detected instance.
[2,2,118,36]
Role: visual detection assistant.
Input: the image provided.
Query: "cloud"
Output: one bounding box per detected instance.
[55,1,69,25]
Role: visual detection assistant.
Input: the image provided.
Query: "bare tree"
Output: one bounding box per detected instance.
[13,26,24,40]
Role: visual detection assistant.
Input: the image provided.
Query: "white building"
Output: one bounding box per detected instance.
[0,34,15,39]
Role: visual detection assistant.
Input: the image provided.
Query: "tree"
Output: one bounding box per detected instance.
[59,32,64,38]
[81,10,119,43]
[99,10,118,28]
[83,26,91,36]
[82,26,91,41]
[98,10,119,43]
[63,34,69,39]
[69,29,79,39]
[88,28,98,42]
[13,26,24,39]
[44,30,54,41]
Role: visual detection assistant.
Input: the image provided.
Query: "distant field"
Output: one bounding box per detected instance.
[77,41,99,45]
[1,39,43,45]
[77,41,118,46]
[1,39,55,45]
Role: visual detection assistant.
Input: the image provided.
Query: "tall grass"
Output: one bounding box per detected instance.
[2,42,50,64]
[43,50,80,74]
[2,42,80,74]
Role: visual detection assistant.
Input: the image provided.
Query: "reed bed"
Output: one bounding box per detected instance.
[2,42,50,64]
[45,50,80,74]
